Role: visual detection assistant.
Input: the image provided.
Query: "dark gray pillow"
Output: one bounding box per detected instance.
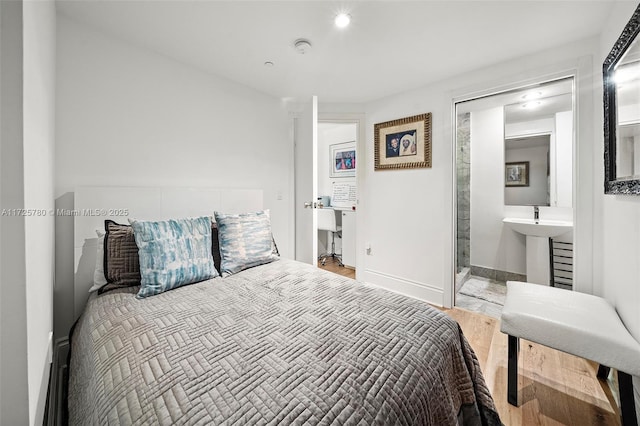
[211,224,222,273]
[100,220,141,293]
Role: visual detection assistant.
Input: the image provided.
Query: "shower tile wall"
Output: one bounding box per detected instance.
[457,112,471,278]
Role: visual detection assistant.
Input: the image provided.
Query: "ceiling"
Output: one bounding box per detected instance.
[57,0,621,103]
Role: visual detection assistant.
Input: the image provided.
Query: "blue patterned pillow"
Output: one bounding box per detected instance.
[130,216,218,298]
[214,210,280,276]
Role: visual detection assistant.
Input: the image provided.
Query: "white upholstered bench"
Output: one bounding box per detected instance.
[500,281,640,426]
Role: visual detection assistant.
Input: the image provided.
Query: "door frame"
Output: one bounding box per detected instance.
[317,113,365,276]
[449,70,582,308]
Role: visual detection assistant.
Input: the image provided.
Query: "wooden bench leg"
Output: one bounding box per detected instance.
[618,371,638,426]
[597,364,611,380]
[508,335,519,406]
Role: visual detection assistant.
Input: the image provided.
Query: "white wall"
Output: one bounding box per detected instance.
[598,0,640,336]
[24,1,56,423]
[54,16,292,339]
[555,111,573,208]
[362,37,596,307]
[598,1,640,415]
[0,2,30,423]
[1,1,56,424]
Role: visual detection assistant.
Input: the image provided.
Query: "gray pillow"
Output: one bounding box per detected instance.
[214,210,279,276]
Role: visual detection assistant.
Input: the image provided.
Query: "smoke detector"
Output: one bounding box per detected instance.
[294,39,312,54]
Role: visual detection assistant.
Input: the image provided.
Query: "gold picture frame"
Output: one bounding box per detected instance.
[374,113,432,170]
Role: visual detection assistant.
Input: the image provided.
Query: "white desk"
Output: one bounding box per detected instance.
[339,209,356,268]
[318,207,356,268]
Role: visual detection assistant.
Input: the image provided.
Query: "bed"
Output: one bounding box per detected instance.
[68,258,501,425]
[66,187,501,425]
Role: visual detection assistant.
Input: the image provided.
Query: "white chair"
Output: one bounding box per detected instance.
[317,208,343,266]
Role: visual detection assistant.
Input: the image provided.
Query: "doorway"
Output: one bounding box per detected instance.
[316,121,358,278]
[454,77,575,318]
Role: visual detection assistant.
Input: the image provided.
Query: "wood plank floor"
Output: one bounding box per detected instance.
[318,261,621,425]
[317,257,355,279]
[446,307,621,426]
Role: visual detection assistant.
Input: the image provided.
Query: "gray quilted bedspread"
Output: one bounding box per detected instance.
[69,259,502,425]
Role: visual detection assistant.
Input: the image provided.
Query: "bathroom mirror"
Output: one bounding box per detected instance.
[503,78,573,207]
[603,4,640,194]
[504,135,550,206]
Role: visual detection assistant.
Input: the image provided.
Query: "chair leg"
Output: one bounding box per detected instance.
[597,364,611,380]
[618,371,638,426]
[330,232,344,267]
[508,335,519,406]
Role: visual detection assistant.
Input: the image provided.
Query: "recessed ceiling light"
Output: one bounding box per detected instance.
[264,61,274,67]
[335,13,351,28]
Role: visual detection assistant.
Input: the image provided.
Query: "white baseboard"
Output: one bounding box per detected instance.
[46,337,69,426]
[361,269,443,306]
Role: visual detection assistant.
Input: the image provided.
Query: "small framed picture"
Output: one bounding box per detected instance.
[505,161,530,187]
[330,141,356,177]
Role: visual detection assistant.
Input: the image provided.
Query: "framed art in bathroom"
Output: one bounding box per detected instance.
[505,161,529,187]
[330,141,356,177]
[374,113,432,170]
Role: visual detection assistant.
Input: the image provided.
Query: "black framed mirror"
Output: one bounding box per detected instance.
[603,4,640,194]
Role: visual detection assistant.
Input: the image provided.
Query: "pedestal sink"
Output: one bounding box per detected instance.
[503,218,573,285]
[502,218,573,238]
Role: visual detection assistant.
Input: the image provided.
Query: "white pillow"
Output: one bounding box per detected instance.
[88,229,107,292]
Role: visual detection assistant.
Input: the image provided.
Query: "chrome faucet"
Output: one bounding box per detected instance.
[534,206,539,223]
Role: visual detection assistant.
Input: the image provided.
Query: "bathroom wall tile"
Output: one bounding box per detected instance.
[456,112,471,274]
[457,193,470,211]
[455,268,470,293]
[470,265,497,281]
[457,245,469,268]
[457,219,470,236]
[497,270,527,283]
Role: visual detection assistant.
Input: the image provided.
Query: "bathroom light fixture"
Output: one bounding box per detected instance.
[522,101,542,109]
[521,91,542,100]
[294,39,312,54]
[335,12,351,28]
